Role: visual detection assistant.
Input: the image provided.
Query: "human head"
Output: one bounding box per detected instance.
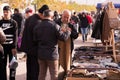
[73,12,77,15]
[14,8,19,14]
[3,6,11,19]
[54,11,58,16]
[82,12,86,17]
[61,9,71,24]
[38,4,49,19]
[38,4,49,14]
[25,8,33,18]
[25,8,33,14]
[43,10,54,20]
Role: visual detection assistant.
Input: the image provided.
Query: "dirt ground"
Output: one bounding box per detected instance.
[7,34,95,80]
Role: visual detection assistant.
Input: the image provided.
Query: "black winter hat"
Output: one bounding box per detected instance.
[3,6,11,11]
[38,4,49,14]
[14,8,19,12]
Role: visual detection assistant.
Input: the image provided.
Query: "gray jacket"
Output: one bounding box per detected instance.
[33,19,71,60]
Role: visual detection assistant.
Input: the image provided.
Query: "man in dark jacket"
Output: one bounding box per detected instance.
[20,5,49,80]
[12,8,23,51]
[56,10,78,53]
[12,8,23,36]
[79,12,89,42]
[33,9,71,80]
[56,10,78,80]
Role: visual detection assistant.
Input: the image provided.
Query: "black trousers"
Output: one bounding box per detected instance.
[0,53,6,80]
[26,54,39,80]
[3,44,16,80]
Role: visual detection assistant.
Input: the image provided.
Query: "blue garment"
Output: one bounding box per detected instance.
[81,27,88,35]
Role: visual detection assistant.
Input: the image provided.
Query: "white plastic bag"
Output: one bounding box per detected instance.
[9,56,18,69]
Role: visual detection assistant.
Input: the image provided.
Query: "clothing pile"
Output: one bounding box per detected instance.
[70,46,120,80]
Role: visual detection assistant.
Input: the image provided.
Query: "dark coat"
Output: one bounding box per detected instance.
[33,19,71,60]
[12,13,23,36]
[20,14,41,80]
[56,18,78,52]
[12,13,23,29]
[20,14,41,56]
[91,11,104,39]
[79,16,89,28]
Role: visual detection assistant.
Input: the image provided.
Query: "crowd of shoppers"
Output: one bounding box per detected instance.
[0,3,94,80]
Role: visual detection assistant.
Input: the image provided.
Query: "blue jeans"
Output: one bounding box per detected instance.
[81,27,88,35]
[81,28,88,41]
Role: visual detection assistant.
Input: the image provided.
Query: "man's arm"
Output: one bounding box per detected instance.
[69,23,79,39]
[55,24,71,41]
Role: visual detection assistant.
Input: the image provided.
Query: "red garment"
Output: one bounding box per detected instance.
[86,15,93,24]
[119,9,120,14]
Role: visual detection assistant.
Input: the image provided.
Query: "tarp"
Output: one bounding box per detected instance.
[96,3,120,9]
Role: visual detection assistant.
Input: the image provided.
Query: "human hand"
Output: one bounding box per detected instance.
[60,27,67,32]
[66,27,71,32]
[12,48,17,55]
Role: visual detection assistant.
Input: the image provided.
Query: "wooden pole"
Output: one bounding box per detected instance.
[111,29,117,63]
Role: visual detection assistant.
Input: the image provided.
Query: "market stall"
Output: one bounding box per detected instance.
[65,2,120,80]
[96,2,120,16]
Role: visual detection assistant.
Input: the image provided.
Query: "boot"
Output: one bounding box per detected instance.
[82,35,85,42]
[85,34,87,41]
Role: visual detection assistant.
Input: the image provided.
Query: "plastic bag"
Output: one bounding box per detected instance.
[9,56,18,69]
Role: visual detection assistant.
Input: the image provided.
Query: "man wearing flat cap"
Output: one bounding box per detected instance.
[20,4,49,80]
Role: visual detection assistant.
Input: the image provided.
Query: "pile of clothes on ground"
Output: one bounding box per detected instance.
[70,46,120,80]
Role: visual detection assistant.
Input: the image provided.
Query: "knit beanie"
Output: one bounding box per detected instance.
[3,6,11,11]
[38,4,49,14]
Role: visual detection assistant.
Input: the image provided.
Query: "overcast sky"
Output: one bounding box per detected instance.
[66,0,120,5]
